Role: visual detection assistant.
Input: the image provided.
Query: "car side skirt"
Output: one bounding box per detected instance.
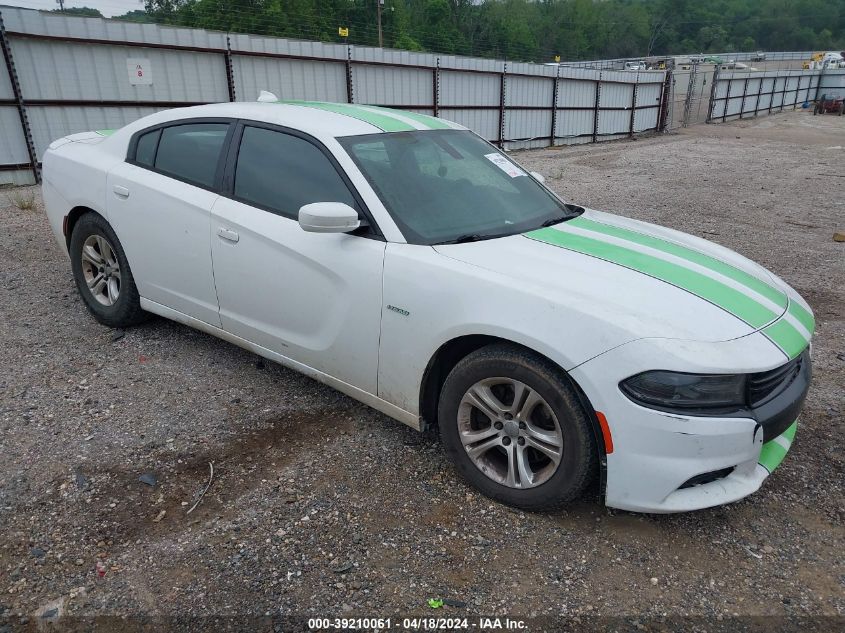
[140,298,422,431]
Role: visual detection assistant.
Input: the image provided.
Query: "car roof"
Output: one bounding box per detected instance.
[145,101,465,139]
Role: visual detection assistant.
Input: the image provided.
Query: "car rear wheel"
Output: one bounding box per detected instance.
[70,213,147,328]
[438,343,598,511]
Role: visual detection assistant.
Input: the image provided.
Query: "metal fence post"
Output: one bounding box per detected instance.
[549,65,559,147]
[768,76,776,115]
[706,67,720,123]
[752,74,763,116]
[681,63,698,127]
[628,72,638,137]
[658,69,671,132]
[432,57,440,118]
[0,9,40,184]
[738,77,749,119]
[498,63,506,148]
[813,67,825,104]
[224,34,236,102]
[592,73,602,143]
[345,45,354,104]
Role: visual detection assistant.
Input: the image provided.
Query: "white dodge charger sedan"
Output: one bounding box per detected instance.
[41,99,813,513]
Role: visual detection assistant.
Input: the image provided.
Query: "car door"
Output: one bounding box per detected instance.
[107,120,233,326]
[210,123,386,394]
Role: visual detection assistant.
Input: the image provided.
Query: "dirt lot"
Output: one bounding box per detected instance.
[1,111,843,630]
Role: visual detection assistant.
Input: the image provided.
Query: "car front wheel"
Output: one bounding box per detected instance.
[70,212,147,328]
[438,343,598,511]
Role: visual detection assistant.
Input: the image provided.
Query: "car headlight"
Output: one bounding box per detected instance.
[620,371,746,410]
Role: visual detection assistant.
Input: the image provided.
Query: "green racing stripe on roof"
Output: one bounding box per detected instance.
[569,216,787,309]
[359,105,453,130]
[281,101,416,132]
[525,227,779,328]
[761,317,809,360]
[758,421,797,473]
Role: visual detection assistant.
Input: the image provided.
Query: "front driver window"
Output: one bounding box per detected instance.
[234,126,357,219]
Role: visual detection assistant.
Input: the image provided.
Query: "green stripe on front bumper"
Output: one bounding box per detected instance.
[758,421,797,473]
[761,318,808,360]
[569,217,788,309]
[525,227,779,328]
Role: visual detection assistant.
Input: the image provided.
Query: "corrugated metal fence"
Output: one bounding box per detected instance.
[708,68,830,121]
[0,6,668,185]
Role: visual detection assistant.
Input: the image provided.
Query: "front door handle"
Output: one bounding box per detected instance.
[112,185,130,198]
[217,227,239,243]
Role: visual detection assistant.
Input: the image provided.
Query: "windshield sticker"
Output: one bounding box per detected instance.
[484,152,526,178]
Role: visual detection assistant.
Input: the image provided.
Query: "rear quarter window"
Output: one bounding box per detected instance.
[133,129,160,167]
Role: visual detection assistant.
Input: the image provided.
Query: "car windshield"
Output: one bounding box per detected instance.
[339,129,577,245]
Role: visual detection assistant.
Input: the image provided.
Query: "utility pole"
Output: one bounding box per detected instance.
[56,0,65,11]
[377,0,383,48]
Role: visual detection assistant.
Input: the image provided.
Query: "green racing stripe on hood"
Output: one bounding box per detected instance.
[525,227,779,329]
[95,129,116,136]
[568,216,787,309]
[788,300,815,335]
[281,101,416,132]
[761,317,808,360]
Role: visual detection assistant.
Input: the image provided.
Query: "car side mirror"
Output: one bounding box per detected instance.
[298,202,361,233]
[530,171,546,184]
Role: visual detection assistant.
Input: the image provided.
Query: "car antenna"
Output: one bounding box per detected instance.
[257,90,279,102]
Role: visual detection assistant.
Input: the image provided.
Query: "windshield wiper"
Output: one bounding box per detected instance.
[540,205,585,228]
[439,233,487,244]
[540,216,569,227]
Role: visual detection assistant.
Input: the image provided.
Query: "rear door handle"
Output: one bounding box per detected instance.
[112,185,130,198]
[217,227,239,243]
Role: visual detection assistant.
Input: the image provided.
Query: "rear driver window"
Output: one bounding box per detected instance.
[153,123,229,188]
[234,126,356,218]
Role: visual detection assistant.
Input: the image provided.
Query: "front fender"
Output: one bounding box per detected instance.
[376,243,640,414]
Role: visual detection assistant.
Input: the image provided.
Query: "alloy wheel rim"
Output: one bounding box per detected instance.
[457,377,563,489]
[81,235,121,306]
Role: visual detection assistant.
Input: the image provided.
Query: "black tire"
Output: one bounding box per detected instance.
[438,343,598,511]
[69,212,147,328]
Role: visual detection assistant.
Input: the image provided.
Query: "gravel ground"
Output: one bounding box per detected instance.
[0,111,843,630]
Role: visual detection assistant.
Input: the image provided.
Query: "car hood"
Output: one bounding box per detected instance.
[434,208,792,345]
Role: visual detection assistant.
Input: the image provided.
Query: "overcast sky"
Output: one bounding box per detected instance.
[2,0,143,18]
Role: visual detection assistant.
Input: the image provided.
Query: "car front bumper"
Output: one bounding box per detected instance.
[571,334,809,513]
[614,421,798,513]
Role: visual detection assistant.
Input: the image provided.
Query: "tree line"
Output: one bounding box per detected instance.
[55,1,845,62]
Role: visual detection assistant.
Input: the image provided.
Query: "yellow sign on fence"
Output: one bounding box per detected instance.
[338,27,349,38]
